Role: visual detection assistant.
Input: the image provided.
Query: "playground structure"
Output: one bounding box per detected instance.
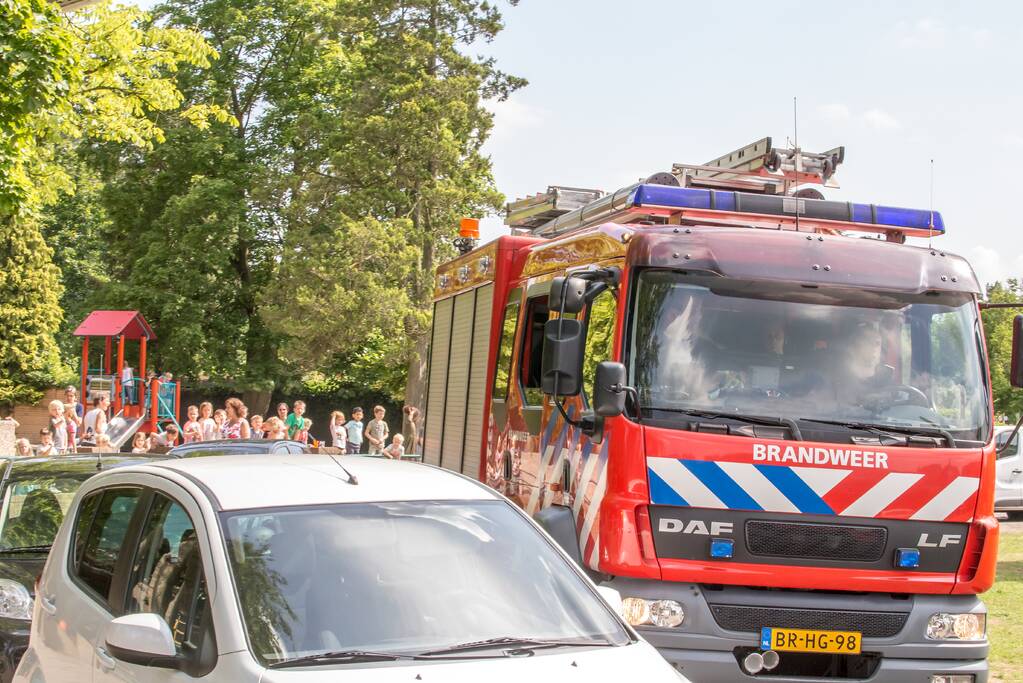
[73,310,181,449]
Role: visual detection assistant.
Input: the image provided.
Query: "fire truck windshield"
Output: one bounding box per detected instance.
[628,270,990,445]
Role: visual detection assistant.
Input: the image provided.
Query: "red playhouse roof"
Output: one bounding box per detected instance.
[73,310,156,340]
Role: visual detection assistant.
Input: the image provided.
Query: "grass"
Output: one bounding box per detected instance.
[988,528,1023,683]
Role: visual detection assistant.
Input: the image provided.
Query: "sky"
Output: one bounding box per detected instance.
[129,0,1022,287]
[476,0,1023,288]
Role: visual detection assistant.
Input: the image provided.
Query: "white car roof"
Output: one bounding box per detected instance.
[135,455,498,510]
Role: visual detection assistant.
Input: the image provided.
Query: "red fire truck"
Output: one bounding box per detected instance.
[424,138,1016,681]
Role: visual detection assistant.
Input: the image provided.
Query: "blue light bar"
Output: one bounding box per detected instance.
[895,547,921,569]
[628,184,945,235]
[710,538,735,559]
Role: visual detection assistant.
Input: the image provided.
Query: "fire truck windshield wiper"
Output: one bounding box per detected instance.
[647,408,803,441]
[797,418,957,447]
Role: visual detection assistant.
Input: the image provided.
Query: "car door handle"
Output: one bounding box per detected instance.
[96,646,117,671]
[1013,469,1023,474]
[38,594,56,616]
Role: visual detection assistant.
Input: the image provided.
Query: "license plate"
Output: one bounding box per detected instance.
[760,627,862,654]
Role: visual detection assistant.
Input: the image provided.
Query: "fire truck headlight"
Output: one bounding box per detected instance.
[621,598,684,628]
[926,613,986,641]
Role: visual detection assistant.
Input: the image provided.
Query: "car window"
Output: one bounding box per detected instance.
[996,430,1019,458]
[581,288,618,403]
[493,300,521,401]
[72,488,142,605]
[0,473,89,550]
[519,298,551,405]
[125,493,214,672]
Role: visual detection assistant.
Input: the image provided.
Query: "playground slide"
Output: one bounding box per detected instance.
[102,413,147,450]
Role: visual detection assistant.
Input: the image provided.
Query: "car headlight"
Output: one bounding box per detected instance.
[621,597,684,628]
[925,613,986,641]
[0,579,33,620]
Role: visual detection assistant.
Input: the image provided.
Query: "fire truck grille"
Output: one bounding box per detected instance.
[745,520,887,562]
[710,605,908,638]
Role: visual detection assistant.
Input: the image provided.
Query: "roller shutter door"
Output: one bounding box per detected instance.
[440,293,475,470]
[462,284,493,478]
[423,297,453,466]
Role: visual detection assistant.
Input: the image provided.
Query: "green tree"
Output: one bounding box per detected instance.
[95,0,523,408]
[983,280,1023,420]
[0,0,224,405]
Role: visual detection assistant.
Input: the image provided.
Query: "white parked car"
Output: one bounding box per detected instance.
[996,425,1023,519]
[14,455,687,682]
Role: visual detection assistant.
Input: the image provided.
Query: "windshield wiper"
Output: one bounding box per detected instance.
[268,650,418,669]
[798,418,957,447]
[0,544,52,554]
[418,635,614,657]
[645,408,803,441]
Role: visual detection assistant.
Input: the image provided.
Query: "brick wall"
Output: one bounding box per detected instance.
[13,388,66,443]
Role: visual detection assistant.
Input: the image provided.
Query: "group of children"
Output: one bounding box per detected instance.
[10,390,408,459]
[328,405,406,458]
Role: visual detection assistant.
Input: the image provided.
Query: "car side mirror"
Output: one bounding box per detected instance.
[1011,315,1023,388]
[541,318,585,396]
[593,361,629,418]
[548,276,587,315]
[596,586,624,617]
[105,613,180,669]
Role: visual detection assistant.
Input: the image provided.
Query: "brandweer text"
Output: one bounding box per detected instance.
[752,443,889,469]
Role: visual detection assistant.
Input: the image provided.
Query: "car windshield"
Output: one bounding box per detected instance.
[222,500,629,666]
[0,464,96,550]
[629,270,990,443]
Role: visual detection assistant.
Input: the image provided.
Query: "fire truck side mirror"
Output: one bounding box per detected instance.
[593,362,628,418]
[541,318,585,396]
[549,276,587,315]
[1011,315,1023,388]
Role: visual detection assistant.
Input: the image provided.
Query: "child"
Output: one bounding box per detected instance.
[345,408,364,454]
[14,438,32,457]
[94,433,113,451]
[365,405,389,456]
[199,402,218,441]
[132,431,149,453]
[213,409,227,438]
[183,405,202,443]
[295,418,312,445]
[37,428,55,457]
[383,433,405,460]
[250,414,265,439]
[263,417,286,440]
[329,411,347,451]
[286,400,306,439]
[48,400,68,453]
[64,403,78,453]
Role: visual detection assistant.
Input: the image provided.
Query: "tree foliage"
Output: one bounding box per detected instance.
[983,280,1023,420]
[0,0,224,405]
[93,0,523,400]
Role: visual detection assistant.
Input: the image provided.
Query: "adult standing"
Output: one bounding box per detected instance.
[402,405,422,453]
[82,392,110,442]
[275,402,289,430]
[222,398,251,439]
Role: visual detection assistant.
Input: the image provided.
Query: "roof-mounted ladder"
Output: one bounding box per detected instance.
[505,137,848,237]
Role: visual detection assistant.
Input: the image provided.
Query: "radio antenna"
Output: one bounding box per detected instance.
[793,96,800,232]
[327,453,359,485]
[928,158,935,248]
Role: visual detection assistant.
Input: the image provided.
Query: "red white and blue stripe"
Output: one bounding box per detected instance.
[648,458,979,522]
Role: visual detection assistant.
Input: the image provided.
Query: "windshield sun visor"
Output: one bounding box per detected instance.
[628,227,980,295]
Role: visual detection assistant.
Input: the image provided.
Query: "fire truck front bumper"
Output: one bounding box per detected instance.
[604,578,988,683]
